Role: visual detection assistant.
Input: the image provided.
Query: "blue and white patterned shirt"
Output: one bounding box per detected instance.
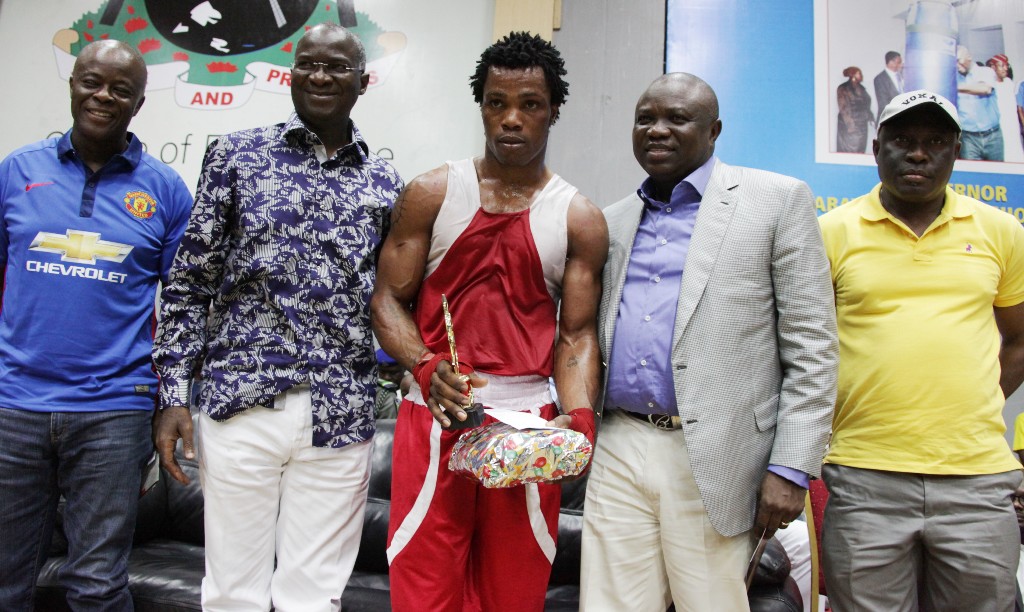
[153,113,403,447]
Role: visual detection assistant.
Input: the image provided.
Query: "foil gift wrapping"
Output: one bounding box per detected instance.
[448,421,592,488]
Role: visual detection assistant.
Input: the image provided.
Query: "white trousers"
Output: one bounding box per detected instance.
[198,386,372,612]
[580,409,753,612]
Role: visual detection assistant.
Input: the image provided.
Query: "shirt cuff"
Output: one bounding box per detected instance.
[157,367,193,409]
[767,464,810,489]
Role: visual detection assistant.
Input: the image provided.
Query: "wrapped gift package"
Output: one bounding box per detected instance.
[448,421,593,488]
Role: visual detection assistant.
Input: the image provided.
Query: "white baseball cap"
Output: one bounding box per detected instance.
[878,90,961,132]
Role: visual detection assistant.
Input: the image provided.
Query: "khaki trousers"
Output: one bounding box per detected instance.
[580,409,754,611]
[822,464,1021,612]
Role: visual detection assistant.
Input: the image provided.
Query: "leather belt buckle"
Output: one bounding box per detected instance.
[647,413,682,430]
[620,409,682,430]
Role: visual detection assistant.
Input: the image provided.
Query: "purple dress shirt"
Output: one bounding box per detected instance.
[605,156,808,488]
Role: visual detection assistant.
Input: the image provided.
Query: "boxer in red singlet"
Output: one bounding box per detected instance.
[370,31,608,612]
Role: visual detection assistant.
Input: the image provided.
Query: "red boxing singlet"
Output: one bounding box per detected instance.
[412,158,575,377]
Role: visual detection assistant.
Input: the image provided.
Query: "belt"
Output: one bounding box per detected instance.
[963,126,1000,136]
[619,409,682,430]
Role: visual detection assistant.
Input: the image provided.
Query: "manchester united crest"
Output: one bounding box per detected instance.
[124,190,157,219]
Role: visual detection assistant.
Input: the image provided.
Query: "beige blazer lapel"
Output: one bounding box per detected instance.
[599,193,644,363]
[672,162,739,351]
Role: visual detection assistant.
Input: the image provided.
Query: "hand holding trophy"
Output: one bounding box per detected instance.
[441,294,485,430]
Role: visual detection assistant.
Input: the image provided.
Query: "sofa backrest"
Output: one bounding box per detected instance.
[133,422,204,547]
[355,419,396,574]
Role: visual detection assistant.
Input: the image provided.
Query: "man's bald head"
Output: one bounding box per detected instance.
[632,72,723,199]
[642,73,720,123]
[73,40,148,91]
[298,22,366,69]
[69,40,149,161]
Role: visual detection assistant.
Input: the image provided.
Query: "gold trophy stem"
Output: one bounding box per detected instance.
[441,294,474,405]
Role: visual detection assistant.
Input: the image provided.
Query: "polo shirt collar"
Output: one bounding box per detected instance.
[861,183,972,224]
[57,130,143,170]
[283,112,369,163]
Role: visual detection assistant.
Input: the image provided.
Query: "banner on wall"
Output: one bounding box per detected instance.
[0,0,492,190]
[50,1,406,110]
[666,0,1024,221]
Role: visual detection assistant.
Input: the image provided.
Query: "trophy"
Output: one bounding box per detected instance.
[442,294,484,430]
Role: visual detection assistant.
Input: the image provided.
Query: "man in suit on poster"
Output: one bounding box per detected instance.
[579,72,838,611]
[874,51,903,125]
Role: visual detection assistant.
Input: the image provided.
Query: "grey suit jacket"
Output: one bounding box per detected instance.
[598,160,838,536]
[874,69,900,124]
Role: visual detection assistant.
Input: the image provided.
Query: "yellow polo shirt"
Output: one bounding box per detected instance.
[820,185,1024,475]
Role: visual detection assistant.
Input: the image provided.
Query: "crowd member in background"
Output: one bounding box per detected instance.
[820,90,1024,611]
[0,40,192,610]
[1014,413,1024,612]
[987,54,1024,162]
[152,23,402,611]
[837,66,873,153]
[775,519,814,612]
[374,348,405,419]
[371,32,606,612]
[580,72,837,611]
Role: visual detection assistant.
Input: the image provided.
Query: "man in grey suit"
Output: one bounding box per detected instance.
[874,51,903,125]
[579,73,838,611]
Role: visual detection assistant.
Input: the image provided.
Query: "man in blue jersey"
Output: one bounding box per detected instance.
[0,40,192,611]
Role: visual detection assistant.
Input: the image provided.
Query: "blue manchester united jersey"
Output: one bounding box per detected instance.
[0,132,192,411]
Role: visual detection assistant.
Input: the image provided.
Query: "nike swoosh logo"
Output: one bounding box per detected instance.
[25,182,55,192]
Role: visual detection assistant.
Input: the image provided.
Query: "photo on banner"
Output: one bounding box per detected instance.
[666,0,1024,218]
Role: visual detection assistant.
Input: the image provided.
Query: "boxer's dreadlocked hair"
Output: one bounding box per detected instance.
[469,31,569,122]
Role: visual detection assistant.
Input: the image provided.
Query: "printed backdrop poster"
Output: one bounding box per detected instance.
[666,0,1024,220]
[0,0,493,191]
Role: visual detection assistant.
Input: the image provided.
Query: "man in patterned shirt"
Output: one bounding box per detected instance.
[152,23,403,611]
[371,32,607,611]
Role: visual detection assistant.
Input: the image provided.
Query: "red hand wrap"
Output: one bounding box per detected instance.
[412,352,449,399]
[412,352,477,401]
[567,407,596,446]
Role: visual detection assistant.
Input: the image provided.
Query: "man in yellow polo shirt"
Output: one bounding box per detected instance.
[819,90,1024,611]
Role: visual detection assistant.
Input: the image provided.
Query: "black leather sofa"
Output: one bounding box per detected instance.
[34,419,801,611]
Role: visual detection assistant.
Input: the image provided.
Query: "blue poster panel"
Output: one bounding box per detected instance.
[666,0,1024,219]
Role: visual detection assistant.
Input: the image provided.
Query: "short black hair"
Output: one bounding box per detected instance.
[884,51,901,64]
[469,31,569,112]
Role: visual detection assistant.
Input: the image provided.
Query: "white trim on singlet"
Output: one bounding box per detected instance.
[424,158,575,302]
[404,373,552,413]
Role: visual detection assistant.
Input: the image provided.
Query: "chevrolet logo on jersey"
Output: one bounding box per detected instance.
[26,230,132,284]
[29,230,133,264]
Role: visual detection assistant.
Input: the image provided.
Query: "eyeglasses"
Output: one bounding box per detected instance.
[291,61,361,77]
